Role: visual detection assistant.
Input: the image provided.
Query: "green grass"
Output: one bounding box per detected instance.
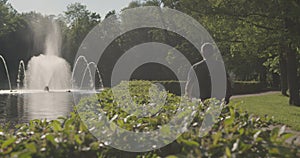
[231,93,300,131]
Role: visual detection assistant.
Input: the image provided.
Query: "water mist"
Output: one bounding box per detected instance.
[26,20,71,90]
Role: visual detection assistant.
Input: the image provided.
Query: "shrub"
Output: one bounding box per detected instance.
[0,81,298,158]
[151,80,185,96]
[233,81,265,95]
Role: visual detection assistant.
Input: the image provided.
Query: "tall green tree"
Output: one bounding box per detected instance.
[0,0,28,88]
[162,0,300,105]
[63,3,101,65]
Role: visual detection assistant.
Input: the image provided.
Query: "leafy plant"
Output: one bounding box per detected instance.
[0,81,299,158]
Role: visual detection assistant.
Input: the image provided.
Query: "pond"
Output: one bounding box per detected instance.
[0,91,74,123]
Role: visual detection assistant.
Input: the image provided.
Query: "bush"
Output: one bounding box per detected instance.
[233,81,266,95]
[151,80,184,96]
[0,81,298,158]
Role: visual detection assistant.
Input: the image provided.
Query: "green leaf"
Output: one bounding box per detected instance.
[51,121,62,132]
[224,116,234,127]
[212,131,222,146]
[225,146,231,157]
[281,133,294,141]
[25,143,37,153]
[269,147,280,155]
[46,135,57,146]
[181,139,199,147]
[238,128,245,135]
[166,156,178,158]
[1,137,16,148]
[75,135,82,145]
[2,147,13,154]
[64,118,74,130]
[18,151,32,158]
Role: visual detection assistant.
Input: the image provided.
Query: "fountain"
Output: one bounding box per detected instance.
[17,60,26,89]
[0,19,104,123]
[26,20,71,90]
[71,56,104,90]
[0,55,12,91]
[26,55,71,90]
[80,62,103,89]
[71,55,89,83]
[0,54,103,92]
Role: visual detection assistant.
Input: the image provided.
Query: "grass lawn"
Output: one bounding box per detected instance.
[231,93,300,131]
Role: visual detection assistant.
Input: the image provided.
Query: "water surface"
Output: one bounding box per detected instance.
[0,92,73,123]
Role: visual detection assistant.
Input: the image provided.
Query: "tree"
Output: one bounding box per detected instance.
[161,0,300,105]
[0,0,28,88]
[63,3,101,65]
[0,0,22,37]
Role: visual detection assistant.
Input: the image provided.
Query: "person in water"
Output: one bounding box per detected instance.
[44,86,49,92]
[185,43,232,104]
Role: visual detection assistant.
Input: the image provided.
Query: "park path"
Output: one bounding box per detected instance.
[231,91,300,145]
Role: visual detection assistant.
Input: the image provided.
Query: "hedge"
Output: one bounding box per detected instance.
[232,81,266,95]
[151,80,267,96]
[0,81,298,158]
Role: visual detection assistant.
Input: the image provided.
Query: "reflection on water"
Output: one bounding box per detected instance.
[0,93,73,123]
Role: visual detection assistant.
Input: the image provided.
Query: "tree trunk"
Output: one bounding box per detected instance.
[286,43,300,105]
[284,17,300,106]
[279,50,288,96]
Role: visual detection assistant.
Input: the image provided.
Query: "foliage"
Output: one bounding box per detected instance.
[0,81,299,157]
[232,81,266,95]
[62,3,101,65]
[0,1,28,88]
[0,0,22,37]
[160,0,300,104]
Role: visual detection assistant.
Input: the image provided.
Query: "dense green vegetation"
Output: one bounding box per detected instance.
[232,93,300,131]
[0,81,299,157]
[232,81,266,95]
[150,80,268,95]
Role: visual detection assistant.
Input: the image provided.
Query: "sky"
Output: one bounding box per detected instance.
[8,0,134,17]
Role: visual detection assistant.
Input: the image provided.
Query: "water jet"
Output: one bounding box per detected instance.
[80,62,103,89]
[17,60,26,89]
[0,55,12,91]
